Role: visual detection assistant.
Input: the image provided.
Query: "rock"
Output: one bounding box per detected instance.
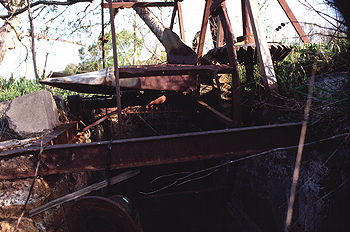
[0,101,10,116]
[0,217,38,232]
[0,177,50,218]
[5,90,61,138]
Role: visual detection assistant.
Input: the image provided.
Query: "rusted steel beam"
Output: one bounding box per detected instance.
[176,0,185,42]
[197,0,213,61]
[217,3,241,124]
[107,0,122,139]
[210,0,225,14]
[276,0,311,44]
[102,2,175,9]
[0,123,308,180]
[241,0,253,44]
[169,2,177,30]
[119,64,233,77]
[196,100,235,127]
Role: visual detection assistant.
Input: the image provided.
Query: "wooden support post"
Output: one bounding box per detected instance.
[277,0,311,44]
[197,0,213,62]
[176,0,185,42]
[245,0,278,98]
[217,2,241,124]
[107,0,123,139]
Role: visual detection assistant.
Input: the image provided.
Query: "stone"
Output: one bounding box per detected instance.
[0,217,38,232]
[5,90,60,138]
[0,101,10,116]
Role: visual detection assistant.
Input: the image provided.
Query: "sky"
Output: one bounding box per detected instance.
[0,0,339,79]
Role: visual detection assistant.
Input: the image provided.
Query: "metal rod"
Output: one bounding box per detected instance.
[101,0,106,68]
[217,2,241,124]
[169,2,177,30]
[197,0,213,62]
[107,0,122,139]
[241,0,253,44]
[176,0,185,42]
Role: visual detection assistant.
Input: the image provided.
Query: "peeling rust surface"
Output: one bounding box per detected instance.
[0,123,312,180]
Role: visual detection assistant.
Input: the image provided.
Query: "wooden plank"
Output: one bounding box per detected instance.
[28,169,140,217]
[102,2,175,9]
[276,0,311,44]
[245,0,278,98]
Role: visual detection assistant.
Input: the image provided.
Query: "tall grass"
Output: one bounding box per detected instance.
[0,77,78,102]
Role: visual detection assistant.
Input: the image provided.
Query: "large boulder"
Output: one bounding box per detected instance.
[5,90,60,138]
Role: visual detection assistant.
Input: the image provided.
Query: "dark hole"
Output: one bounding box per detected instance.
[86,216,115,232]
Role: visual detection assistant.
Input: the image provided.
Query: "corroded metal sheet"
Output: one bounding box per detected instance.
[40,65,233,93]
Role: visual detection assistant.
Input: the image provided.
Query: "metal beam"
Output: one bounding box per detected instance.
[102,2,176,9]
[276,0,311,44]
[0,123,308,180]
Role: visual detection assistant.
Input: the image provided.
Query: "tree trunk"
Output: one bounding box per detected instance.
[0,17,20,65]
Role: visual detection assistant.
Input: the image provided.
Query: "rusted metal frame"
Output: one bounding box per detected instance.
[176,0,185,42]
[102,2,175,9]
[216,2,241,124]
[276,0,311,44]
[169,1,177,30]
[195,100,235,127]
[245,45,254,84]
[101,0,106,68]
[0,122,78,157]
[216,16,224,48]
[82,109,119,132]
[0,122,306,180]
[210,0,225,14]
[197,0,213,62]
[241,0,253,44]
[119,64,233,77]
[107,0,123,139]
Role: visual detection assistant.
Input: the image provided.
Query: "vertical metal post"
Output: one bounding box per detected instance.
[101,0,106,68]
[241,0,253,44]
[197,0,213,63]
[217,2,241,124]
[216,16,224,48]
[107,0,122,139]
[176,0,186,42]
[169,2,177,30]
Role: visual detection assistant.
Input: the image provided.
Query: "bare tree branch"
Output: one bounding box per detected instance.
[0,0,92,19]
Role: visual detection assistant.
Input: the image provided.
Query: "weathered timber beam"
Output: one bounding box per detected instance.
[0,123,309,179]
[29,169,140,217]
[0,122,78,157]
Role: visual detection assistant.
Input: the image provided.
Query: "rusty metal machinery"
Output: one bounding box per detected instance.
[66,195,142,232]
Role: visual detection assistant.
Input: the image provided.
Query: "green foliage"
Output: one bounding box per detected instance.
[274,40,350,98]
[0,77,78,102]
[64,29,144,74]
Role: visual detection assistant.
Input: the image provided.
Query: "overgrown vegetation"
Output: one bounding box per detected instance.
[0,76,78,102]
